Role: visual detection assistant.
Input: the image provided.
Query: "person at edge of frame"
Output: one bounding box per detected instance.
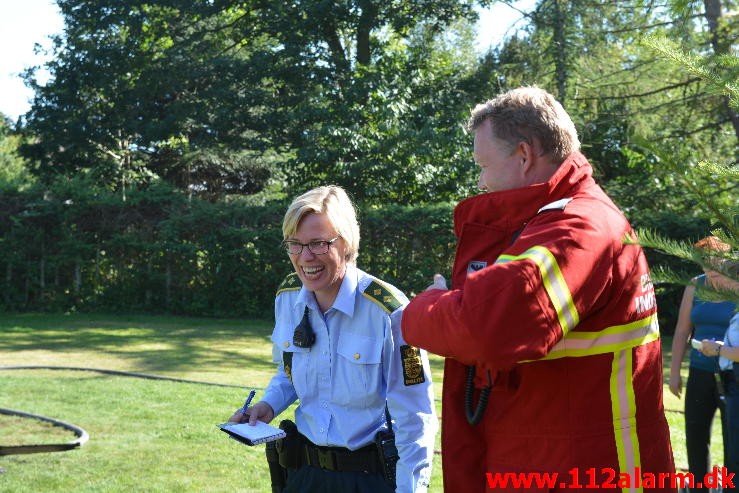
[695,260,739,481]
[227,185,437,493]
[401,86,676,492]
[670,237,737,492]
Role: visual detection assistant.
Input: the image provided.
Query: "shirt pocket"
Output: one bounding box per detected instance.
[334,333,384,409]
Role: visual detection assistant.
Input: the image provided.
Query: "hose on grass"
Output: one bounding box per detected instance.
[0,407,89,456]
[0,365,250,456]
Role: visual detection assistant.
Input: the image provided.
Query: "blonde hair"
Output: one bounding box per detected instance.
[467,86,580,163]
[282,185,360,263]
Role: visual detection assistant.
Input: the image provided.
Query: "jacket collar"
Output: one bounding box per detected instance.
[453,152,593,234]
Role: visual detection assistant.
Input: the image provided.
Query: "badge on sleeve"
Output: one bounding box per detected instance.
[400,345,425,385]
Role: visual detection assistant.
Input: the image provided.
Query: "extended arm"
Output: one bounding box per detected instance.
[402,216,620,369]
[669,284,695,398]
[699,340,739,362]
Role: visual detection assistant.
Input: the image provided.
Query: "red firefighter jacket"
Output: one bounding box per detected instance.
[402,152,675,492]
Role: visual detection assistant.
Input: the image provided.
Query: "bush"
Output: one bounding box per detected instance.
[0,183,455,317]
[0,180,699,331]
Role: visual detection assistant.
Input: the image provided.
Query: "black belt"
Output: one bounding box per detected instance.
[302,441,382,474]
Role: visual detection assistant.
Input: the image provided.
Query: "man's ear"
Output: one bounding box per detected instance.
[517,140,536,174]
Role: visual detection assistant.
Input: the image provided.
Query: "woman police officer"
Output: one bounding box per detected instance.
[228,185,436,493]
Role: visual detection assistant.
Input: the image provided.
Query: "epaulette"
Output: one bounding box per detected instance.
[276,272,301,296]
[362,279,403,314]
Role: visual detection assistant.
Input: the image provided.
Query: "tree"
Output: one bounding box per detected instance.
[631,35,738,305]
[21,0,277,199]
[20,0,493,204]
[180,0,490,203]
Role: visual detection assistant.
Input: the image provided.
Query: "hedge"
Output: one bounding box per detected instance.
[0,184,455,317]
[0,183,703,330]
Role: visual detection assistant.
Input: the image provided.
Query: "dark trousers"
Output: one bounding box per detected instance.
[685,367,734,490]
[283,464,394,493]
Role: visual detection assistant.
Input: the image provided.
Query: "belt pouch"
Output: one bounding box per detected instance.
[265,441,286,493]
[275,420,303,470]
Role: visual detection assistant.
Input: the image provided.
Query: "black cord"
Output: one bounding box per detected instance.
[464,366,492,425]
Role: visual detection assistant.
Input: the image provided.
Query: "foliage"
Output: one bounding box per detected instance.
[18,0,490,204]
[20,0,278,199]
[19,1,736,206]
[628,34,738,305]
[0,180,455,317]
[486,0,737,200]
[0,115,35,191]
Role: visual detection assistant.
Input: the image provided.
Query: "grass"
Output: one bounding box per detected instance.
[0,313,724,492]
[0,313,441,492]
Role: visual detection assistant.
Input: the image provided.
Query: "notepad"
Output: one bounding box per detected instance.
[217,421,286,446]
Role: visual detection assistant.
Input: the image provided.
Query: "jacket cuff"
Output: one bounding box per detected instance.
[401,289,456,357]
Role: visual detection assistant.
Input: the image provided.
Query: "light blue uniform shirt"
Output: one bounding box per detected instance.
[262,265,437,493]
[720,312,739,371]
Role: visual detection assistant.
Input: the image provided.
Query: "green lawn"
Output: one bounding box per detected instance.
[0,314,723,492]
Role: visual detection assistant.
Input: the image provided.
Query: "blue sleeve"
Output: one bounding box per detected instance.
[386,306,438,493]
[261,295,299,417]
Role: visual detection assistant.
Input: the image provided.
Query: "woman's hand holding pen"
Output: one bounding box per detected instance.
[228,401,275,425]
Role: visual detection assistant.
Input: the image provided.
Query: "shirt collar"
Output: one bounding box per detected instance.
[332,264,357,317]
[295,264,358,317]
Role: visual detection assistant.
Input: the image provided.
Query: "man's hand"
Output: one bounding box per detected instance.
[425,274,448,291]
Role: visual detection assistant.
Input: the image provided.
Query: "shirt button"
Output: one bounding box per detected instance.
[354,353,360,360]
[283,342,290,348]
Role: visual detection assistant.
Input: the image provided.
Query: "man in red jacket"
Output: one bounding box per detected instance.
[402,87,675,492]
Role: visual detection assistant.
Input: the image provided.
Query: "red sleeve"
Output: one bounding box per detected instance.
[401,209,619,370]
[401,258,558,368]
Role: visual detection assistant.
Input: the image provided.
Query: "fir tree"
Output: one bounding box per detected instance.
[633,35,738,304]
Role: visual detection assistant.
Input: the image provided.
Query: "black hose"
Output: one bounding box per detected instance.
[0,365,249,456]
[0,407,89,456]
[0,366,248,389]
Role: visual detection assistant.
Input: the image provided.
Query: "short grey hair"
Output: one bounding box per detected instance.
[467,86,580,163]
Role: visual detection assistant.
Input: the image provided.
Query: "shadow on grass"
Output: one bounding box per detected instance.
[0,313,276,375]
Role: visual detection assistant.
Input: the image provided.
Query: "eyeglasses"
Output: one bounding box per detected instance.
[282,237,340,255]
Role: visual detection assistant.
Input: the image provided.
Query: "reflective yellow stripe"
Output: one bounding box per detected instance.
[537,314,660,361]
[496,246,579,335]
[610,349,642,493]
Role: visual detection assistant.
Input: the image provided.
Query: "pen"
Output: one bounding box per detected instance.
[240,389,256,415]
